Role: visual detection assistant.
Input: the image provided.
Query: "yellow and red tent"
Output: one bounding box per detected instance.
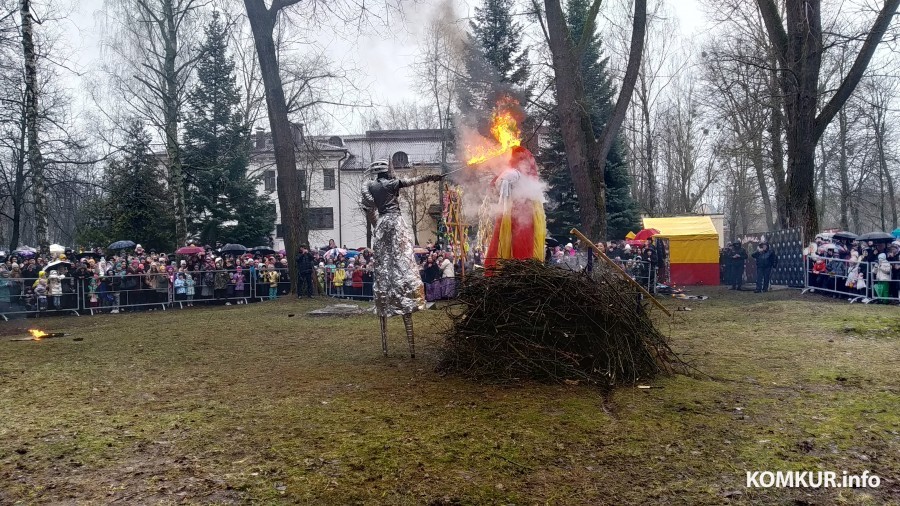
[642,216,720,286]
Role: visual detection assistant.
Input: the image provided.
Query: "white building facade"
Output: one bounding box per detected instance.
[248,127,453,251]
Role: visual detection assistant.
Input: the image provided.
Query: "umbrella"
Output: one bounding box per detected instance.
[545,237,560,248]
[815,232,834,241]
[626,239,646,247]
[49,243,66,254]
[249,246,276,255]
[12,246,36,257]
[892,228,900,239]
[43,260,72,272]
[625,231,636,240]
[175,245,205,255]
[633,228,660,241]
[220,243,247,253]
[324,247,348,259]
[345,251,360,259]
[857,231,895,243]
[818,243,842,253]
[413,246,428,254]
[832,231,858,241]
[108,240,136,250]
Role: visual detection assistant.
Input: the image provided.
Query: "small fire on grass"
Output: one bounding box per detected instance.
[12,329,70,341]
[29,329,48,340]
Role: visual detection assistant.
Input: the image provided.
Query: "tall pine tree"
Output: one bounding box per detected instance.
[183,13,275,246]
[540,0,640,240]
[75,120,176,251]
[458,0,530,120]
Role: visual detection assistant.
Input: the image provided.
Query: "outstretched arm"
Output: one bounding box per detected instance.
[398,173,442,188]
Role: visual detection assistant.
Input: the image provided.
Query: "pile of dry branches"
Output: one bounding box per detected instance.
[439,260,679,387]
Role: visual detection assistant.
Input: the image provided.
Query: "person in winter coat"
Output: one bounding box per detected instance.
[295,244,315,298]
[185,273,196,306]
[440,254,456,299]
[874,253,891,301]
[751,242,778,293]
[232,266,246,303]
[351,262,364,300]
[727,241,748,290]
[332,262,346,297]
[265,266,280,300]
[174,273,186,302]
[214,264,230,303]
[48,270,64,309]
[34,279,48,311]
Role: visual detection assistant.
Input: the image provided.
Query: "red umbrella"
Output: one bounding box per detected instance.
[633,228,660,241]
[176,245,204,255]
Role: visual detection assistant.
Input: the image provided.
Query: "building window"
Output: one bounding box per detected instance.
[323,169,335,190]
[308,207,334,230]
[391,151,409,168]
[298,169,307,190]
[264,170,276,192]
[275,223,284,238]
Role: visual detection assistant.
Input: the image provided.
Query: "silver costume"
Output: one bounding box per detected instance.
[363,167,441,358]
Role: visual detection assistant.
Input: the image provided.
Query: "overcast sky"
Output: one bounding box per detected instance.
[59,0,706,134]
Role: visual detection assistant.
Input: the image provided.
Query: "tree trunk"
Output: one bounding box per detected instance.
[244,0,306,294]
[768,67,788,229]
[872,107,897,229]
[20,0,47,253]
[9,112,27,252]
[837,107,850,230]
[758,0,900,239]
[163,0,189,246]
[750,137,775,231]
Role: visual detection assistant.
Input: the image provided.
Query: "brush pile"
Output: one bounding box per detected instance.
[439,260,679,387]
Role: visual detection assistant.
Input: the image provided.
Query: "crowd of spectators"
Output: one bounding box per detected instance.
[806,236,900,303]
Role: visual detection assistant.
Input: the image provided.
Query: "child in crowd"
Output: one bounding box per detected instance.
[174,273,186,303]
[34,279,48,311]
[232,266,245,304]
[265,267,280,300]
[88,275,99,308]
[333,262,346,297]
[185,273,195,307]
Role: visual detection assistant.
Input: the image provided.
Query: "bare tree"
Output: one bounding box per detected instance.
[533,0,647,240]
[100,0,207,246]
[756,0,900,239]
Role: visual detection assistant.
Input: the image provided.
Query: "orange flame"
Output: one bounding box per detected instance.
[29,329,48,340]
[466,104,522,166]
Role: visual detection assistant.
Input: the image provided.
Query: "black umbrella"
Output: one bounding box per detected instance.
[108,240,136,250]
[250,246,276,255]
[857,231,894,243]
[832,231,858,241]
[545,237,560,248]
[220,243,248,253]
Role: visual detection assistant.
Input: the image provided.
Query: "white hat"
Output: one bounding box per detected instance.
[624,244,632,251]
[565,243,573,249]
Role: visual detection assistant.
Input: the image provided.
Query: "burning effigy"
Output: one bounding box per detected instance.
[441,98,678,387]
[455,97,546,272]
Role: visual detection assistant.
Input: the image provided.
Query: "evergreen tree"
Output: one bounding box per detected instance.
[75,120,176,251]
[539,0,640,240]
[458,0,531,118]
[182,12,275,246]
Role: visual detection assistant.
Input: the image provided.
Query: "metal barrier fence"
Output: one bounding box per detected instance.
[802,257,900,304]
[0,269,298,319]
[0,276,80,320]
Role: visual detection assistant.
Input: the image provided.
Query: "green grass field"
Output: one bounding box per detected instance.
[0,287,897,505]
